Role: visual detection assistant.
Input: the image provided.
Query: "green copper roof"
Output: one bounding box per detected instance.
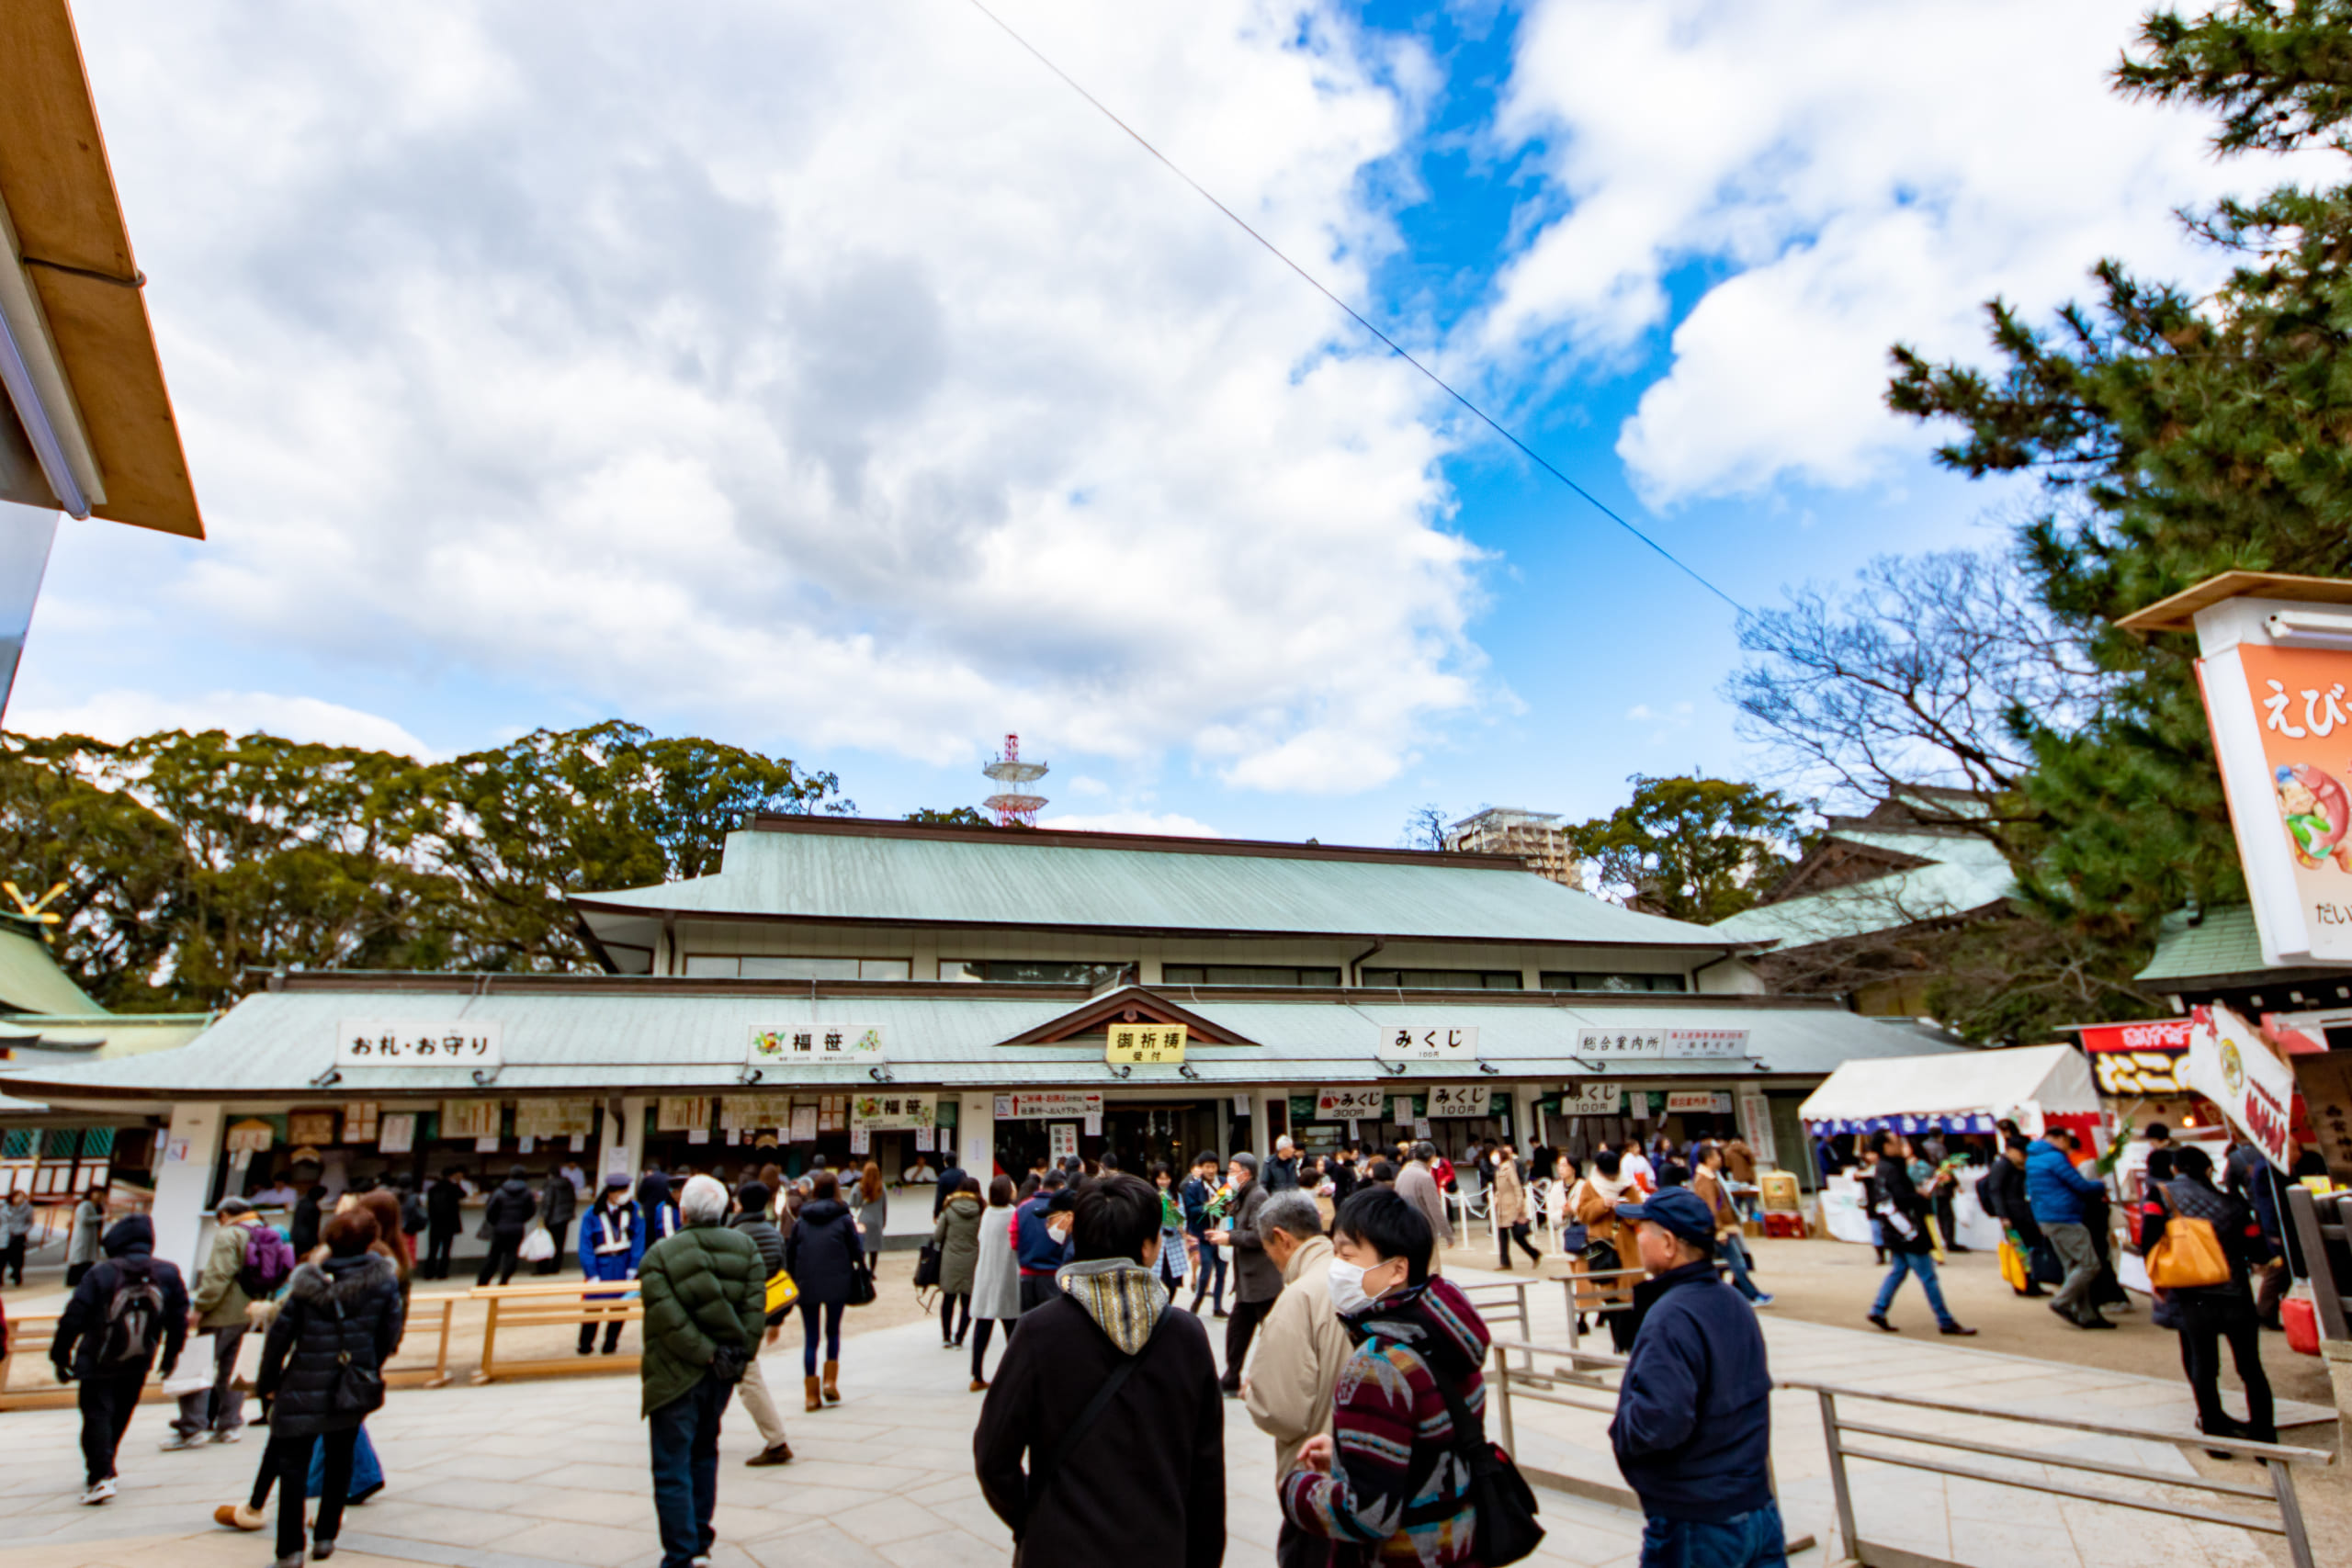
[2135,905,2269,984]
[1710,829,2015,952]
[0,926,107,1017]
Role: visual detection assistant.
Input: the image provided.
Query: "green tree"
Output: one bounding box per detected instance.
[1565,776,1808,924]
[1879,0,2352,1027]
[904,807,991,827]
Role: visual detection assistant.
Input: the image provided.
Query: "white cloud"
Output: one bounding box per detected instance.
[72,0,1483,794]
[1038,808,1221,837]
[7,689,435,757]
[1481,0,2334,503]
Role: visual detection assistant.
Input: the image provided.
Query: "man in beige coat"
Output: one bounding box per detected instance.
[1240,1190,1351,1568]
[164,1197,261,1448]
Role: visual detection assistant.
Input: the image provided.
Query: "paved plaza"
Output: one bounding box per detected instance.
[0,1261,2338,1568]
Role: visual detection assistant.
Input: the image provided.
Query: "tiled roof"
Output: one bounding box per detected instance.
[1711,829,2014,952]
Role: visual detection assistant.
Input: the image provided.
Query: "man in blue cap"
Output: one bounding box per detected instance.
[1610,1185,1784,1568]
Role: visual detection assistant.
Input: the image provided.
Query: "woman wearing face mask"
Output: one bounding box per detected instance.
[1279,1186,1490,1565]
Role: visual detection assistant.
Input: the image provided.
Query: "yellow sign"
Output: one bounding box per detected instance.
[1106,1023,1187,1066]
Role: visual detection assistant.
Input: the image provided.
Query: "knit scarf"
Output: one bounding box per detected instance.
[1056,1257,1169,1354]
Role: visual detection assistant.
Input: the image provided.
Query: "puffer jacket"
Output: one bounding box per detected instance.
[729,1211,789,1326]
[2025,1138,2106,1228]
[1279,1276,1490,1566]
[933,1192,983,1297]
[540,1173,577,1235]
[481,1177,537,1239]
[785,1198,865,1306]
[638,1222,763,1416]
[638,1173,681,1246]
[257,1251,405,1438]
[51,1215,188,1381]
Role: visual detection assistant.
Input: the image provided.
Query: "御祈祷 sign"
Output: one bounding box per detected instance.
[2077,1020,2194,1054]
[748,1023,885,1065]
[2181,1003,2301,1170]
[1317,1087,1385,1120]
[1107,1023,1186,1066]
[1666,1091,1734,1114]
[440,1100,501,1140]
[1575,1028,1748,1061]
[1555,1083,1624,1117]
[1425,1084,1490,1119]
[1379,1025,1479,1063]
[2092,1052,2187,1097]
[1008,1092,1102,1120]
[338,1020,502,1069]
[852,1092,934,1131]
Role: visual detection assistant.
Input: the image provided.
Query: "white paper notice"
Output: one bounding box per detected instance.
[850,1126,870,1155]
[1083,1111,1102,1136]
[517,1135,536,1154]
[1413,1119,1430,1138]
[789,1108,818,1143]
[377,1115,414,1156]
[915,1125,935,1152]
[687,1128,709,1145]
[570,1134,587,1152]
[1049,1123,1079,1161]
[1233,1095,1250,1114]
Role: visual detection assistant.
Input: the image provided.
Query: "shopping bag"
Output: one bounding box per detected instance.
[518,1225,555,1264]
[2145,1187,2229,1290]
[1997,1237,2029,1293]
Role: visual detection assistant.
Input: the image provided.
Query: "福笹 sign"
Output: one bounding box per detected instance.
[337,1020,502,1069]
[748,1024,885,1064]
[851,1093,935,1131]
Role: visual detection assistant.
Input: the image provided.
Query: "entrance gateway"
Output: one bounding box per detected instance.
[5,815,1962,1270]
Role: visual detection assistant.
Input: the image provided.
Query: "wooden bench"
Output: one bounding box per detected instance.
[467,1280,642,1383]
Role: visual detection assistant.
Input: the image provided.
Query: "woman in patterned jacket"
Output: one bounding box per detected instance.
[1280,1186,1490,1566]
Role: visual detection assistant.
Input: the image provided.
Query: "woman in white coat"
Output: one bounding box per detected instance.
[966,1175,1023,1392]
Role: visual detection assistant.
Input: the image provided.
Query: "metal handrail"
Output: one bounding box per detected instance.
[1784,1377,2329,1568]
[2281,1185,2351,1341]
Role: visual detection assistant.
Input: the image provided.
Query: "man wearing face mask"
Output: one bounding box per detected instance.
[1240,1193,1351,1568]
[1610,1186,1782,1568]
[1015,1179,1079,1319]
[1279,1186,1489,1563]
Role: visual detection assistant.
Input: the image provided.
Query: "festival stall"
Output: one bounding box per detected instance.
[1798,1043,2103,1249]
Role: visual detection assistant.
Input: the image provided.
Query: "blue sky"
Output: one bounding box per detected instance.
[5,1,2284,851]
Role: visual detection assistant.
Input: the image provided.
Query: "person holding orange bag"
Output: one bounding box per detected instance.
[2140,1146,2278,1451]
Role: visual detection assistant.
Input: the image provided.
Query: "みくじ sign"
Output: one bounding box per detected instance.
[337,1020,502,1070]
[1425,1084,1490,1118]
[748,1024,886,1064]
[1316,1087,1385,1120]
[1378,1025,1479,1062]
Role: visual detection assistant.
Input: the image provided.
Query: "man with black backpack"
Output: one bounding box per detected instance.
[976,1171,1226,1568]
[51,1213,188,1506]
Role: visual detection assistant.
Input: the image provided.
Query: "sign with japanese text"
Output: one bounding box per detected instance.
[719,1093,795,1131]
[1008,1092,1103,1119]
[2092,1051,2187,1096]
[342,1103,380,1144]
[1425,1084,1490,1119]
[749,1023,886,1065]
[1555,1084,1624,1117]
[1736,1092,1777,1168]
[656,1097,710,1134]
[1575,1027,1749,1061]
[1665,1090,1733,1114]
[851,1092,935,1131]
[515,1100,594,1140]
[439,1100,501,1140]
[288,1111,336,1146]
[337,1019,502,1069]
[2076,1020,2194,1054]
[1378,1025,1480,1063]
[1106,1023,1186,1066]
[1049,1122,1079,1161]
[2181,1003,2300,1171]
[1316,1087,1385,1120]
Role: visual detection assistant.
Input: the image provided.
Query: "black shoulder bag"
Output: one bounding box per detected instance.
[1019,1306,1168,1540]
[328,1292,386,1416]
[1431,1369,1544,1565]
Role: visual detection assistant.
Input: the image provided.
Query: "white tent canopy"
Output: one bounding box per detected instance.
[1798,1043,2100,1134]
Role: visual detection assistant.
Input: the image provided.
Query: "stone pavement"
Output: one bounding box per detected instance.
[0,1268,2335,1568]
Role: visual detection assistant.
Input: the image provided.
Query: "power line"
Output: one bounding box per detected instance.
[958,0,1746,615]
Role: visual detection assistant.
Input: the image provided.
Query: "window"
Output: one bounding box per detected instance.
[1539,972,1688,993]
[684,955,911,980]
[944,960,1128,986]
[1360,969,1524,990]
[1161,964,1342,987]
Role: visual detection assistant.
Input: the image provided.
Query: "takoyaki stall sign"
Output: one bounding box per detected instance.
[2121,573,2352,967]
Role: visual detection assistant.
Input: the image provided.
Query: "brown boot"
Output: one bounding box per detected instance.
[746,1440,794,1467]
[803,1374,822,1413]
[821,1359,841,1405]
[969,1378,989,1393]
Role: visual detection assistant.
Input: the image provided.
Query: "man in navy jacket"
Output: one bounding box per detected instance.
[1013,1177,1076,1315]
[1609,1187,1782,1568]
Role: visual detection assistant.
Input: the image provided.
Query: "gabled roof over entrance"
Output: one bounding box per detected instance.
[998,986,1257,1047]
[574,815,1753,951]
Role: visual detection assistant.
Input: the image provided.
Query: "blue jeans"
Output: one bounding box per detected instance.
[1722,1235,1764,1302]
[800,1298,845,1374]
[1871,1250,1957,1327]
[1640,1501,1787,1568]
[648,1370,732,1568]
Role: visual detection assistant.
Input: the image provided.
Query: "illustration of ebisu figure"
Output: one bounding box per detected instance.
[2276,761,2352,870]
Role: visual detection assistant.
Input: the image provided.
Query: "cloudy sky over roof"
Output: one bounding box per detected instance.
[6,0,2301,843]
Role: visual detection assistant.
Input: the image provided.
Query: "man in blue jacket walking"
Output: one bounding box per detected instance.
[2026,1131,2113,1329]
[1610,1187,1783,1568]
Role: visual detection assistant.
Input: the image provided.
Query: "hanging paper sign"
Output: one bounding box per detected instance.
[849,1126,870,1155]
[515,1100,595,1140]
[341,1103,380,1144]
[1049,1123,1079,1161]
[1412,1118,1431,1138]
[440,1100,501,1140]
[1666,1091,1729,1114]
[1106,1023,1186,1065]
[1377,1025,1480,1063]
[1009,1092,1103,1119]
[377,1114,415,1156]
[1317,1087,1385,1120]
[1736,1093,1778,1168]
[748,1023,886,1064]
[719,1093,795,1131]
[337,1020,502,1069]
[1425,1084,1490,1119]
[474,1135,499,1153]
[2182,1003,2301,1170]
[686,1129,709,1145]
[518,1135,537,1154]
[1574,1028,1748,1061]
[852,1092,936,1131]
[789,1107,818,1143]
[1556,1084,1624,1117]
[288,1111,337,1147]
[657,1097,711,1133]
[819,1096,848,1133]
[225,1119,275,1155]
[915,1125,935,1152]
[1083,1111,1102,1135]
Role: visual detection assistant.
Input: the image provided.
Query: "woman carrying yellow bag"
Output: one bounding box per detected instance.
[2138,1148,2278,1453]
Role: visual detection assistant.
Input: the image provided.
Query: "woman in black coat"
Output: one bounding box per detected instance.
[2143,1145,2278,1450]
[785,1169,866,1410]
[255,1208,405,1566]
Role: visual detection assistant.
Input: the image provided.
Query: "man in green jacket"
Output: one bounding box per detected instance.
[164,1197,262,1449]
[639,1174,764,1568]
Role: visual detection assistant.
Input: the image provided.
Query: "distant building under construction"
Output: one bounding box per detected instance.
[1447,807,1582,890]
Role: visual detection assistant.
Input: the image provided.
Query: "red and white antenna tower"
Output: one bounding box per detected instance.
[982,733,1048,828]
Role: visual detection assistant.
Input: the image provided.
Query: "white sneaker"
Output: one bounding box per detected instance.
[209,1427,243,1444]
[81,1478,117,1505]
[159,1432,205,1451]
